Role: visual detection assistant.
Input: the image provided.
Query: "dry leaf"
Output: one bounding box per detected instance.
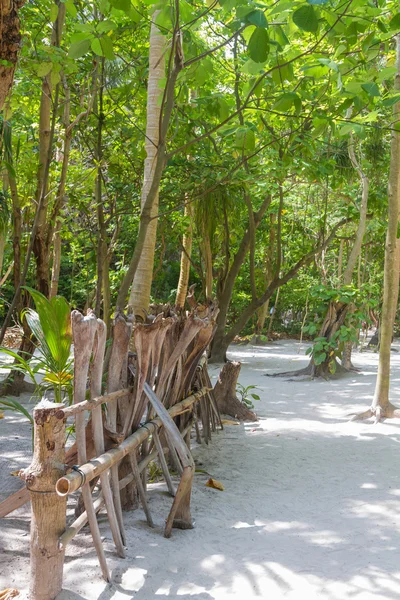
[0,412,3,419]
[0,589,20,600]
[206,477,224,491]
[221,419,239,426]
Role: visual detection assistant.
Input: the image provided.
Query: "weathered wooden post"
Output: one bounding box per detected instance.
[21,400,67,600]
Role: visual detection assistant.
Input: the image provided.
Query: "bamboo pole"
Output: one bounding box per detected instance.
[56,388,208,496]
[59,450,159,549]
[58,388,130,418]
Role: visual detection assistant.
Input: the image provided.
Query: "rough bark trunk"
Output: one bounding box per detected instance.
[214,361,257,421]
[32,5,66,297]
[128,18,165,320]
[175,200,194,309]
[22,401,67,600]
[0,0,25,111]
[50,226,61,298]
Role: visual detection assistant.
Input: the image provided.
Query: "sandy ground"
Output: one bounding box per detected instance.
[2,340,400,600]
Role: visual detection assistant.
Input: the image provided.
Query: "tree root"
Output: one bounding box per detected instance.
[349,403,400,424]
[267,359,350,380]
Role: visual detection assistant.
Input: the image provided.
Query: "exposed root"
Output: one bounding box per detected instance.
[349,403,400,424]
[268,358,352,380]
[267,365,312,379]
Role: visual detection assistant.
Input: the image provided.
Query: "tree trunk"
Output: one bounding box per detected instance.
[214,218,350,362]
[50,226,61,298]
[0,0,25,111]
[175,200,194,309]
[22,401,67,600]
[128,18,165,321]
[209,196,271,362]
[214,361,257,421]
[254,212,275,339]
[267,287,280,339]
[371,34,400,419]
[202,233,213,302]
[32,4,66,297]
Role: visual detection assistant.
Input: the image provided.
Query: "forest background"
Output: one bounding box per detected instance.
[0,0,399,369]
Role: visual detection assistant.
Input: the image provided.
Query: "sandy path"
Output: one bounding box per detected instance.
[2,340,400,599]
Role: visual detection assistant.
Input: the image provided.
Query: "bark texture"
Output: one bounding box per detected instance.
[129,19,165,320]
[214,361,257,421]
[22,401,67,600]
[370,34,400,419]
[175,200,194,308]
[0,0,25,111]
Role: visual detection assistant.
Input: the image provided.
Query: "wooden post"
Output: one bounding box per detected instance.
[21,400,67,600]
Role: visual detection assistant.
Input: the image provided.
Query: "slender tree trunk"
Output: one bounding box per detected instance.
[202,233,213,302]
[0,232,6,277]
[50,228,61,298]
[338,239,344,280]
[254,213,275,338]
[267,287,280,338]
[209,196,271,362]
[32,4,65,297]
[175,200,194,309]
[0,0,25,111]
[94,58,106,317]
[340,122,370,370]
[128,18,165,320]
[213,218,350,362]
[371,34,400,419]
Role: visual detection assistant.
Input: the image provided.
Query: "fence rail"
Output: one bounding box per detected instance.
[6,305,221,600]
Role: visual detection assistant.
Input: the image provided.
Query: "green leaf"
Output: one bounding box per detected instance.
[97,20,117,33]
[68,38,91,59]
[23,287,72,372]
[338,123,354,136]
[361,82,380,97]
[0,398,33,425]
[246,10,268,28]
[389,13,400,31]
[273,92,301,114]
[91,38,103,57]
[36,62,53,78]
[110,0,131,10]
[242,59,266,75]
[248,28,269,63]
[383,94,400,107]
[101,36,115,60]
[293,5,318,33]
[65,0,77,17]
[50,4,59,22]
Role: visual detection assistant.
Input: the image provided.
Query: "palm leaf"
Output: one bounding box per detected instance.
[23,287,72,371]
[0,398,33,425]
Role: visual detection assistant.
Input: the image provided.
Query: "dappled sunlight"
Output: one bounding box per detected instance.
[3,340,400,599]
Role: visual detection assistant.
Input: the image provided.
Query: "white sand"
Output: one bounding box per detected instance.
[2,339,400,600]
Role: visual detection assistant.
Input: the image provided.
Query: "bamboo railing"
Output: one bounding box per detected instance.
[10,304,222,600]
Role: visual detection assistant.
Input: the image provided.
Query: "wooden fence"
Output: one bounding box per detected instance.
[2,305,221,600]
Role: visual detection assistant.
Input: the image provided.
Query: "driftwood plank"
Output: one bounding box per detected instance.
[0,487,29,518]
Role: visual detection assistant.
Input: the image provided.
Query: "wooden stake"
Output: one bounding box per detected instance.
[22,401,67,600]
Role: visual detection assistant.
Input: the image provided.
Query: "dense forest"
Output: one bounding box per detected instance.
[0,0,399,391]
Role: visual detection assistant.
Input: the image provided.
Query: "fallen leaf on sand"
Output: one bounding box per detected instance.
[221,419,239,426]
[0,589,19,600]
[206,478,224,491]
